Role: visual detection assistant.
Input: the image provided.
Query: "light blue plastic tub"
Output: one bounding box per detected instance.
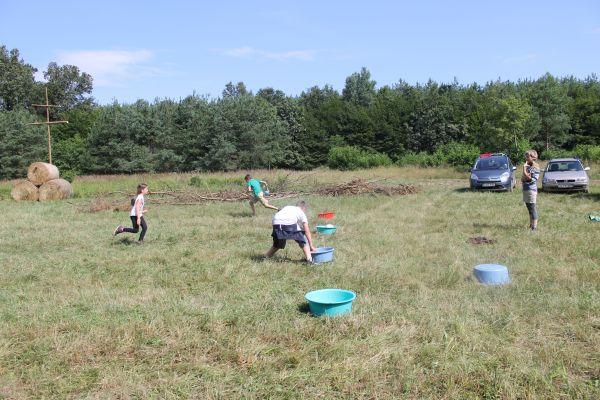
[473,264,510,285]
[316,225,337,235]
[305,289,356,317]
[311,247,334,263]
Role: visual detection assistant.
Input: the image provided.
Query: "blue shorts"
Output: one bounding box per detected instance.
[271,224,307,249]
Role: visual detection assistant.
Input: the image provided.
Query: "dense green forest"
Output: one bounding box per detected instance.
[1,44,600,179]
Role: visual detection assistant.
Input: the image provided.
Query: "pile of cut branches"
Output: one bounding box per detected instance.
[316,179,420,197]
[83,179,420,212]
[79,198,131,213]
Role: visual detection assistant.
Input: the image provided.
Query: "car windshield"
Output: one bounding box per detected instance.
[474,157,508,170]
[547,161,583,172]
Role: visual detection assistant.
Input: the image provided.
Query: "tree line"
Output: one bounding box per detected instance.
[1,44,600,179]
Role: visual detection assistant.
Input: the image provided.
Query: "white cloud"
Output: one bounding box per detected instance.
[221,46,316,61]
[56,49,159,87]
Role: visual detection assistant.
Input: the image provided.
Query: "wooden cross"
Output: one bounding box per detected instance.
[28,87,68,164]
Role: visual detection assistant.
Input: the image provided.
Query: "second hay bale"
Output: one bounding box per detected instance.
[11,180,39,201]
[28,162,59,186]
[39,179,73,201]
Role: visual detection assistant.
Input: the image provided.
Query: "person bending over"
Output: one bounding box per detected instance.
[264,201,316,262]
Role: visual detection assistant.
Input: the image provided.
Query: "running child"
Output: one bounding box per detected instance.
[244,174,279,216]
[114,183,149,243]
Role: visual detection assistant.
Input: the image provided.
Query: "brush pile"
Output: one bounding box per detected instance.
[315,179,420,197]
[85,178,420,212]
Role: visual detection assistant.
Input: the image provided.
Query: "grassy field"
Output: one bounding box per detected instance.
[0,167,599,399]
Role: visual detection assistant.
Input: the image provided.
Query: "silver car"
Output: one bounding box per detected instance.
[541,158,590,193]
[469,153,517,191]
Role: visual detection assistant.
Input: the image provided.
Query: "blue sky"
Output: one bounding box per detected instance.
[2,0,599,104]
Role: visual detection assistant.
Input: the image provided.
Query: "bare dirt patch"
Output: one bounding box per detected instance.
[467,236,497,245]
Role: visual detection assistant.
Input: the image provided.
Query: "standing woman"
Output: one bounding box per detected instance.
[522,150,540,231]
[114,183,149,243]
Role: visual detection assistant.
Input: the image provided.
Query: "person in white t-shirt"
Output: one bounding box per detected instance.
[264,201,316,262]
[113,183,149,243]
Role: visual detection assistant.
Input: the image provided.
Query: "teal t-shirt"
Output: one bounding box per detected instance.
[248,179,263,196]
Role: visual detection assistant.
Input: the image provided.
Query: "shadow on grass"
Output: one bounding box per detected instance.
[472,222,516,230]
[249,254,308,264]
[111,237,139,246]
[454,188,514,194]
[581,192,600,202]
[297,302,312,315]
[228,211,254,218]
[453,187,473,193]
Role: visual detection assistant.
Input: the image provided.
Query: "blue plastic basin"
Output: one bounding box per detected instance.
[311,247,334,263]
[305,289,356,317]
[473,264,510,285]
[316,225,337,235]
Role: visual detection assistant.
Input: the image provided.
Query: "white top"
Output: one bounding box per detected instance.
[130,194,145,217]
[272,206,308,230]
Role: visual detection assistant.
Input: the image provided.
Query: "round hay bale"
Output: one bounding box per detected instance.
[11,180,39,201]
[27,162,59,186]
[38,178,73,201]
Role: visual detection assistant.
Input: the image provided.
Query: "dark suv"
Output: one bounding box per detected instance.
[469,153,517,191]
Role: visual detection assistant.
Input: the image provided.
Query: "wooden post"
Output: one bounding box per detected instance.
[28,87,68,164]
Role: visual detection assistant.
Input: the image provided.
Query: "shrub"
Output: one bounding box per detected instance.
[363,151,393,168]
[189,176,243,190]
[397,152,444,167]
[327,146,392,170]
[61,170,78,183]
[540,145,600,163]
[397,142,480,168]
[540,148,572,160]
[434,142,481,167]
[500,139,532,164]
[573,145,600,163]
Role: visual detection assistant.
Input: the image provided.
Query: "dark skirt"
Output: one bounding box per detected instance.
[271,224,307,249]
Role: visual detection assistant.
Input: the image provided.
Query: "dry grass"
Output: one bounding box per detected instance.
[0,166,599,398]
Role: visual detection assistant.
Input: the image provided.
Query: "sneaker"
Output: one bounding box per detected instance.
[114,225,123,236]
[136,240,144,245]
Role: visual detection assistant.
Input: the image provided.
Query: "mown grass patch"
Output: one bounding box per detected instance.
[0,167,599,398]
